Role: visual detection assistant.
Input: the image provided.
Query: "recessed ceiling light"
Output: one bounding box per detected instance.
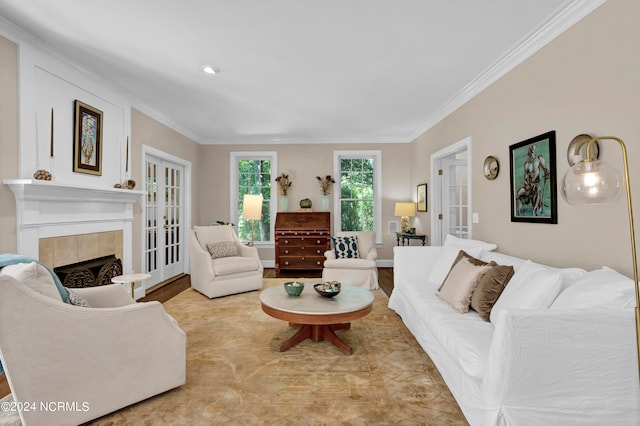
[202,65,220,75]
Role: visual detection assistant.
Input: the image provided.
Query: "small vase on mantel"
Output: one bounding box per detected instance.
[321,195,330,212]
[280,196,289,212]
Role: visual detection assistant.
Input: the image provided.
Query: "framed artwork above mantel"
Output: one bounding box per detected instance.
[73,100,103,176]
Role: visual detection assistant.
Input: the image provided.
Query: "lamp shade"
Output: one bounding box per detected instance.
[242,194,263,220]
[562,160,623,205]
[394,202,416,217]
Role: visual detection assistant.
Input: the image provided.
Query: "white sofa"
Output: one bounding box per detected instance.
[388,236,640,426]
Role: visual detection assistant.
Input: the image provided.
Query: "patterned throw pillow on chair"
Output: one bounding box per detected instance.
[206,241,239,259]
[332,236,360,259]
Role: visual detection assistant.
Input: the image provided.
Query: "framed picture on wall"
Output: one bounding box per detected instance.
[417,183,427,212]
[73,100,103,176]
[509,130,557,224]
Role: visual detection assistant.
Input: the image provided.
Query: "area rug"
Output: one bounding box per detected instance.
[90,279,466,425]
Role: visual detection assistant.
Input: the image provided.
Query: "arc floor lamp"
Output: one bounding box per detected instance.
[562,135,639,379]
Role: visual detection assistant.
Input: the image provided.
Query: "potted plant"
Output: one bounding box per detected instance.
[316,175,335,211]
[275,173,292,211]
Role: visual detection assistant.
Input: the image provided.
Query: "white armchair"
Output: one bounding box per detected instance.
[189,225,263,298]
[0,262,186,426]
[322,231,379,290]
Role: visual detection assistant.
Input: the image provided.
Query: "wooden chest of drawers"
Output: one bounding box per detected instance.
[275,212,331,276]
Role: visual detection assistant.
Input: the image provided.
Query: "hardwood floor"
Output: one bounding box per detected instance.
[0,267,394,398]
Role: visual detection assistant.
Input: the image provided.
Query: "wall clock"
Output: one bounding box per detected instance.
[483,156,499,180]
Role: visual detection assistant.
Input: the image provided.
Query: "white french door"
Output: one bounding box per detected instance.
[431,137,472,246]
[144,155,186,288]
[441,158,469,239]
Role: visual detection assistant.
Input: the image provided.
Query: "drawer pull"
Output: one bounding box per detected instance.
[284,261,289,265]
[316,249,321,254]
[284,240,288,244]
[284,250,289,254]
[317,240,321,244]
[301,257,305,261]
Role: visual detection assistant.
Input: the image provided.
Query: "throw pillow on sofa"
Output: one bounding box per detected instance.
[437,257,493,313]
[489,260,562,324]
[470,264,515,321]
[0,262,63,302]
[428,246,482,286]
[444,234,498,252]
[551,266,635,309]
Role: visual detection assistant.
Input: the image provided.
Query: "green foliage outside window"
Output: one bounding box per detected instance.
[339,158,374,231]
[237,159,271,242]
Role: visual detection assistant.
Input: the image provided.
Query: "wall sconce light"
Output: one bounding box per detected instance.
[394,202,416,233]
[562,134,639,379]
[242,194,263,246]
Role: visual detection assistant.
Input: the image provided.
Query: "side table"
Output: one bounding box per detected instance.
[396,232,428,246]
[111,273,151,299]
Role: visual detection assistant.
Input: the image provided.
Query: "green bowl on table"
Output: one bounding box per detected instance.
[283,281,305,296]
[314,281,341,298]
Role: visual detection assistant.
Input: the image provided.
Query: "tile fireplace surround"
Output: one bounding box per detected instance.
[4,179,143,273]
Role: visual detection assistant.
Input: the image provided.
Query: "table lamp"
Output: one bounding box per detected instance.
[562,134,639,380]
[242,194,263,246]
[395,202,416,233]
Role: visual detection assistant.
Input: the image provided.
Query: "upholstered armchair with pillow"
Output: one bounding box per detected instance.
[189,224,263,298]
[322,231,379,290]
[0,259,186,426]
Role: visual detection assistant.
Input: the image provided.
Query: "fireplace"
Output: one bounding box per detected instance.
[54,254,123,288]
[4,180,143,277]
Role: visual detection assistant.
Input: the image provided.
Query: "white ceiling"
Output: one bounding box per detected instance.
[0,1,602,145]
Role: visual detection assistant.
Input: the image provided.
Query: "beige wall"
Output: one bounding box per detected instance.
[0,35,17,254]
[411,0,639,276]
[130,108,202,272]
[196,143,413,262]
[2,0,638,276]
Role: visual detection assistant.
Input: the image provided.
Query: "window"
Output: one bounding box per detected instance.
[230,152,277,244]
[333,150,382,242]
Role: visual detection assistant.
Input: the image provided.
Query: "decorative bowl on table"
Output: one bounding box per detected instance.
[314,281,341,298]
[283,281,304,296]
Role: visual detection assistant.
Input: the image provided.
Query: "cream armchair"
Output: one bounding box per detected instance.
[322,231,379,290]
[189,225,263,298]
[0,263,186,426]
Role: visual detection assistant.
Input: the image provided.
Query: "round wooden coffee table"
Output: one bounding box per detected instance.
[260,284,374,355]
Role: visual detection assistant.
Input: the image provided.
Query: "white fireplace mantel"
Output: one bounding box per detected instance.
[4,179,144,269]
[4,179,144,204]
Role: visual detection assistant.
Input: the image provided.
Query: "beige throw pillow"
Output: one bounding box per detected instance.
[437,257,493,313]
[206,241,239,259]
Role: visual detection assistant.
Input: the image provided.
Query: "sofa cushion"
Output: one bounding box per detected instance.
[428,246,482,286]
[323,258,376,270]
[470,264,515,321]
[403,279,494,379]
[194,225,235,251]
[206,241,239,259]
[213,256,260,276]
[490,260,562,323]
[437,257,493,313]
[0,262,63,302]
[332,236,360,259]
[444,234,498,252]
[551,267,635,309]
[480,251,526,271]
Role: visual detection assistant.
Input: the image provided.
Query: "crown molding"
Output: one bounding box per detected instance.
[407,0,607,143]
